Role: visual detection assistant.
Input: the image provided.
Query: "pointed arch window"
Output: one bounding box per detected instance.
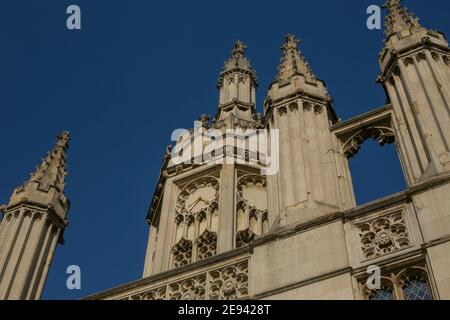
[362,265,433,300]
[403,279,432,300]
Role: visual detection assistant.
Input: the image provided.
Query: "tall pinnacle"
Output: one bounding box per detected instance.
[218,40,258,89]
[383,0,421,36]
[277,34,316,82]
[232,40,247,59]
[28,131,70,192]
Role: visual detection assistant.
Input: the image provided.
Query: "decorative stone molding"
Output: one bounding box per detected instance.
[342,126,395,159]
[196,230,217,261]
[303,101,312,111]
[314,104,324,114]
[443,55,450,65]
[356,210,410,260]
[276,100,325,117]
[431,52,440,61]
[2,209,46,222]
[172,238,193,268]
[403,56,414,67]
[168,275,207,300]
[235,228,256,248]
[124,260,249,300]
[416,52,427,62]
[141,287,166,300]
[277,106,288,116]
[209,261,248,300]
[288,102,298,112]
[235,174,269,248]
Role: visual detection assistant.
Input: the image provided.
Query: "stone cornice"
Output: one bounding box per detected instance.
[83,247,251,300]
[251,211,345,246]
[344,191,408,221]
[262,92,338,128]
[330,104,392,133]
[4,199,67,228]
[218,99,256,111]
[252,266,353,300]
[378,40,450,82]
[422,234,450,249]
[352,250,426,277]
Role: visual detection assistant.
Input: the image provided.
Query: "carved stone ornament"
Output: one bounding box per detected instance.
[168,275,207,300]
[403,56,415,67]
[172,175,220,268]
[356,211,410,260]
[209,261,249,300]
[342,127,395,159]
[124,260,249,300]
[443,55,450,65]
[196,229,217,261]
[172,237,193,268]
[235,174,268,248]
[176,176,220,219]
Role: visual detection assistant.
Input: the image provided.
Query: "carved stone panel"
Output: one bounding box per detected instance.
[235,173,269,248]
[168,275,207,300]
[172,175,220,268]
[356,211,411,260]
[209,261,249,300]
[123,260,249,300]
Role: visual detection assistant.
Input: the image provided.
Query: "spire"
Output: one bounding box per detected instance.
[0,131,71,300]
[232,40,247,59]
[218,40,258,89]
[277,34,316,82]
[27,131,70,192]
[383,0,421,36]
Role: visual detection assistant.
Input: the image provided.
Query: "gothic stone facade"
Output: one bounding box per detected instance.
[1,0,450,300]
[84,1,450,301]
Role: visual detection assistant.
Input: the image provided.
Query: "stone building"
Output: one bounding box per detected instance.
[1,0,450,300]
[0,132,71,300]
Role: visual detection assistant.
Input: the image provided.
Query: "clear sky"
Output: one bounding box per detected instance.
[0,0,449,300]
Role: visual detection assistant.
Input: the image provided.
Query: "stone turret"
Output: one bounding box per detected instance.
[0,132,71,300]
[265,34,355,225]
[378,0,450,185]
[216,41,260,129]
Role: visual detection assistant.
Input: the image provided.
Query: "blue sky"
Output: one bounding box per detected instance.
[0,0,449,300]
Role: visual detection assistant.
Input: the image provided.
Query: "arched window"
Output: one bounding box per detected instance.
[402,279,432,300]
[362,265,433,300]
[348,140,406,204]
[398,267,433,300]
[370,288,395,301]
[363,276,396,301]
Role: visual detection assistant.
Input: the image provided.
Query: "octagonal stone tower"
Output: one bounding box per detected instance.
[0,132,71,300]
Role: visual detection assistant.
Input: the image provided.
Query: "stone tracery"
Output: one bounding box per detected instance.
[342,126,395,159]
[172,237,193,268]
[356,211,410,260]
[235,173,269,248]
[196,230,217,261]
[172,175,220,268]
[123,260,249,300]
[209,261,249,300]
